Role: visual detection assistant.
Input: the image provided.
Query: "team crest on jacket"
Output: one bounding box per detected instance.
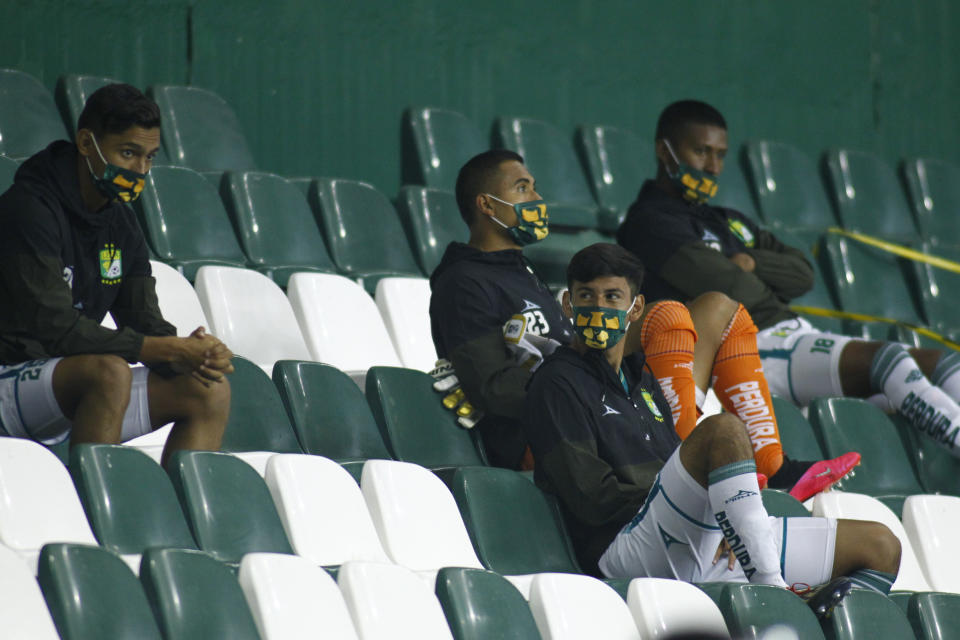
[727,219,755,247]
[99,243,122,284]
[641,389,664,422]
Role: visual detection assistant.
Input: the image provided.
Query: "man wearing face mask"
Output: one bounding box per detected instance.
[0,83,232,467]
[618,99,960,465]
[430,149,569,469]
[523,243,900,618]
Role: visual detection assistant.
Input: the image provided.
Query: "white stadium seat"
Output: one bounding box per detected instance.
[902,494,960,593]
[239,552,360,640]
[150,259,210,336]
[627,577,729,638]
[194,266,311,373]
[264,454,390,566]
[529,572,640,640]
[374,277,437,372]
[0,544,60,639]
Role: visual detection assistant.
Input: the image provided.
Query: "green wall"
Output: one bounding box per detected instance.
[2,0,958,197]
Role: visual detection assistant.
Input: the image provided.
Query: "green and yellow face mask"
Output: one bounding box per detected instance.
[485,194,549,245]
[571,304,631,350]
[664,140,719,205]
[86,134,147,203]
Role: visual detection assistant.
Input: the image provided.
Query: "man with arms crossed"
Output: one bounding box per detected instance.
[0,83,232,466]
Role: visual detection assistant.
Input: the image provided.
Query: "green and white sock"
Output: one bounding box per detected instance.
[932,351,960,402]
[870,343,960,457]
[709,460,787,587]
[848,569,896,595]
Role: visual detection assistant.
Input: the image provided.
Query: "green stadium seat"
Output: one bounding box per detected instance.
[902,157,960,249]
[0,69,70,159]
[524,228,609,291]
[494,116,599,229]
[698,582,826,639]
[575,124,654,232]
[892,413,960,496]
[365,366,486,468]
[220,170,337,286]
[824,148,920,243]
[771,396,827,461]
[913,242,960,336]
[435,567,542,640]
[54,74,116,136]
[68,444,197,557]
[761,489,811,517]
[448,466,582,577]
[135,165,248,281]
[395,185,466,275]
[824,589,915,640]
[271,360,392,460]
[148,84,255,171]
[307,178,422,292]
[222,356,303,454]
[808,397,923,512]
[401,106,486,191]
[38,543,163,640]
[904,592,960,640]
[140,548,261,640]
[743,139,840,231]
[819,233,926,326]
[166,450,294,564]
[0,154,18,193]
[711,147,763,224]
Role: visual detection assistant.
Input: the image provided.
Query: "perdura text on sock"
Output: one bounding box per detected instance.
[901,391,960,449]
[715,510,756,579]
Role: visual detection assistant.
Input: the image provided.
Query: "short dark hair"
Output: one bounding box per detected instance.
[655,99,726,143]
[77,83,161,137]
[567,243,645,297]
[455,149,524,225]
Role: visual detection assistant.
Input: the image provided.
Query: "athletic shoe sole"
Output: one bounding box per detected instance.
[787,451,861,502]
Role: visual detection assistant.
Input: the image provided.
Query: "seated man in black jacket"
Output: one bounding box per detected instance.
[0,83,232,466]
[618,99,960,461]
[523,243,900,617]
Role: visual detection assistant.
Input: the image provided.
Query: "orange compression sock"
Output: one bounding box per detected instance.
[711,304,784,478]
[641,300,699,439]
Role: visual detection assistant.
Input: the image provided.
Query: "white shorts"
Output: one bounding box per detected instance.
[598,449,837,587]
[0,359,153,445]
[756,317,854,406]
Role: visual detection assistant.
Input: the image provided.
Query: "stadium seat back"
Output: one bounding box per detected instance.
[812,491,930,591]
[435,567,541,640]
[808,397,923,499]
[365,366,485,468]
[221,170,336,286]
[528,572,640,639]
[149,260,209,336]
[286,272,403,376]
[627,577,729,638]
[820,234,924,325]
[771,395,826,461]
[167,450,294,563]
[823,584,915,639]
[221,356,303,454]
[361,459,483,571]
[135,166,247,280]
[140,548,260,640]
[744,139,839,230]
[913,242,960,334]
[55,74,114,134]
[824,148,920,242]
[760,489,811,518]
[69,444,196,556]
[0,154,20,193]
[395,185,466,276]
[0,545,60,639]
[450,466,581,576]
[308,178,421,282]
[264,454,390,566]
[495,116,599,229]
[272,360,392,459]
[699,582,825,639]
[575,124,654,232]
[338,561,455,640]
[38,543,162,640]
[0,69,70,159]
[907,592,960,640]
[711,148,763,223]
[195,266,312,372]
[402,107,486,190]
[239,552,360,640]
[901,494,960,593]
[375,277,437,372]
[524,228,609,290]
[149,84,255,171]
[902,157,960,247]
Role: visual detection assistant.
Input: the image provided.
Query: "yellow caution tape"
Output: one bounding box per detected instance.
[790,305,960,351]
[826,227,960,274]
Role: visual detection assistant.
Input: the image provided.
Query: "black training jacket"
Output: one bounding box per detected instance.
[429,242,572,468]
[0,141,175,365]
[617,180,814,329]
[524,346,680,576]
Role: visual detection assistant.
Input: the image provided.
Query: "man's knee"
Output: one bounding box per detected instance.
[867,522,902,575]
[57,354,132,397]
[180,374,231,415]
[687,292,739,325]
[697,412,751,445]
